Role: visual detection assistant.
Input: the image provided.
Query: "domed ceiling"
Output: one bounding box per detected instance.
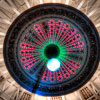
[3,3,99,96]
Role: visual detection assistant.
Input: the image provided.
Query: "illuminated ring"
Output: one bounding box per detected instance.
[3,3,99,96]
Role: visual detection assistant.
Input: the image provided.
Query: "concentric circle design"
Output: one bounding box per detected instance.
[3,4,99,96]
[17,17,87,84]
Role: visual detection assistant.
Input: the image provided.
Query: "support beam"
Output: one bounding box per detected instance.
[3,19,11,25]
[4,0,20,16]
[0,88,14,100]
[0,70,8,76]
[12,8,20,15]
[0,32,6,36]
[65,0,69,5]
[74,91,83,100]
[0,58,4,62]
[52,0,56,3]
[31,0,34,7]
[87,9,97,17]
[95,23,100,28]
[24,0,31,8]
[0,81,15,96]
[40,0,43,4]
[87,6,100,17]
[0,45,3,48]
[77,0,85,9]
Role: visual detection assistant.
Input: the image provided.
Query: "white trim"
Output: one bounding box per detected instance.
[0,58,4,62]
[87,9,97,17]
[13,8,20,15]
[52,0,56,3]
[96,23,100,28]
[65,0,69,5]
[24,0,31,8]
[77,0,85,9]
[40,0,43,4]
[3,19,11,25]
[0,32,6,36]
[0,45,3,48]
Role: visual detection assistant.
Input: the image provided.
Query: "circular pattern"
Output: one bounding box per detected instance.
[47,58,60,71]
[3,4,99,96]
[17,17,87,84]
